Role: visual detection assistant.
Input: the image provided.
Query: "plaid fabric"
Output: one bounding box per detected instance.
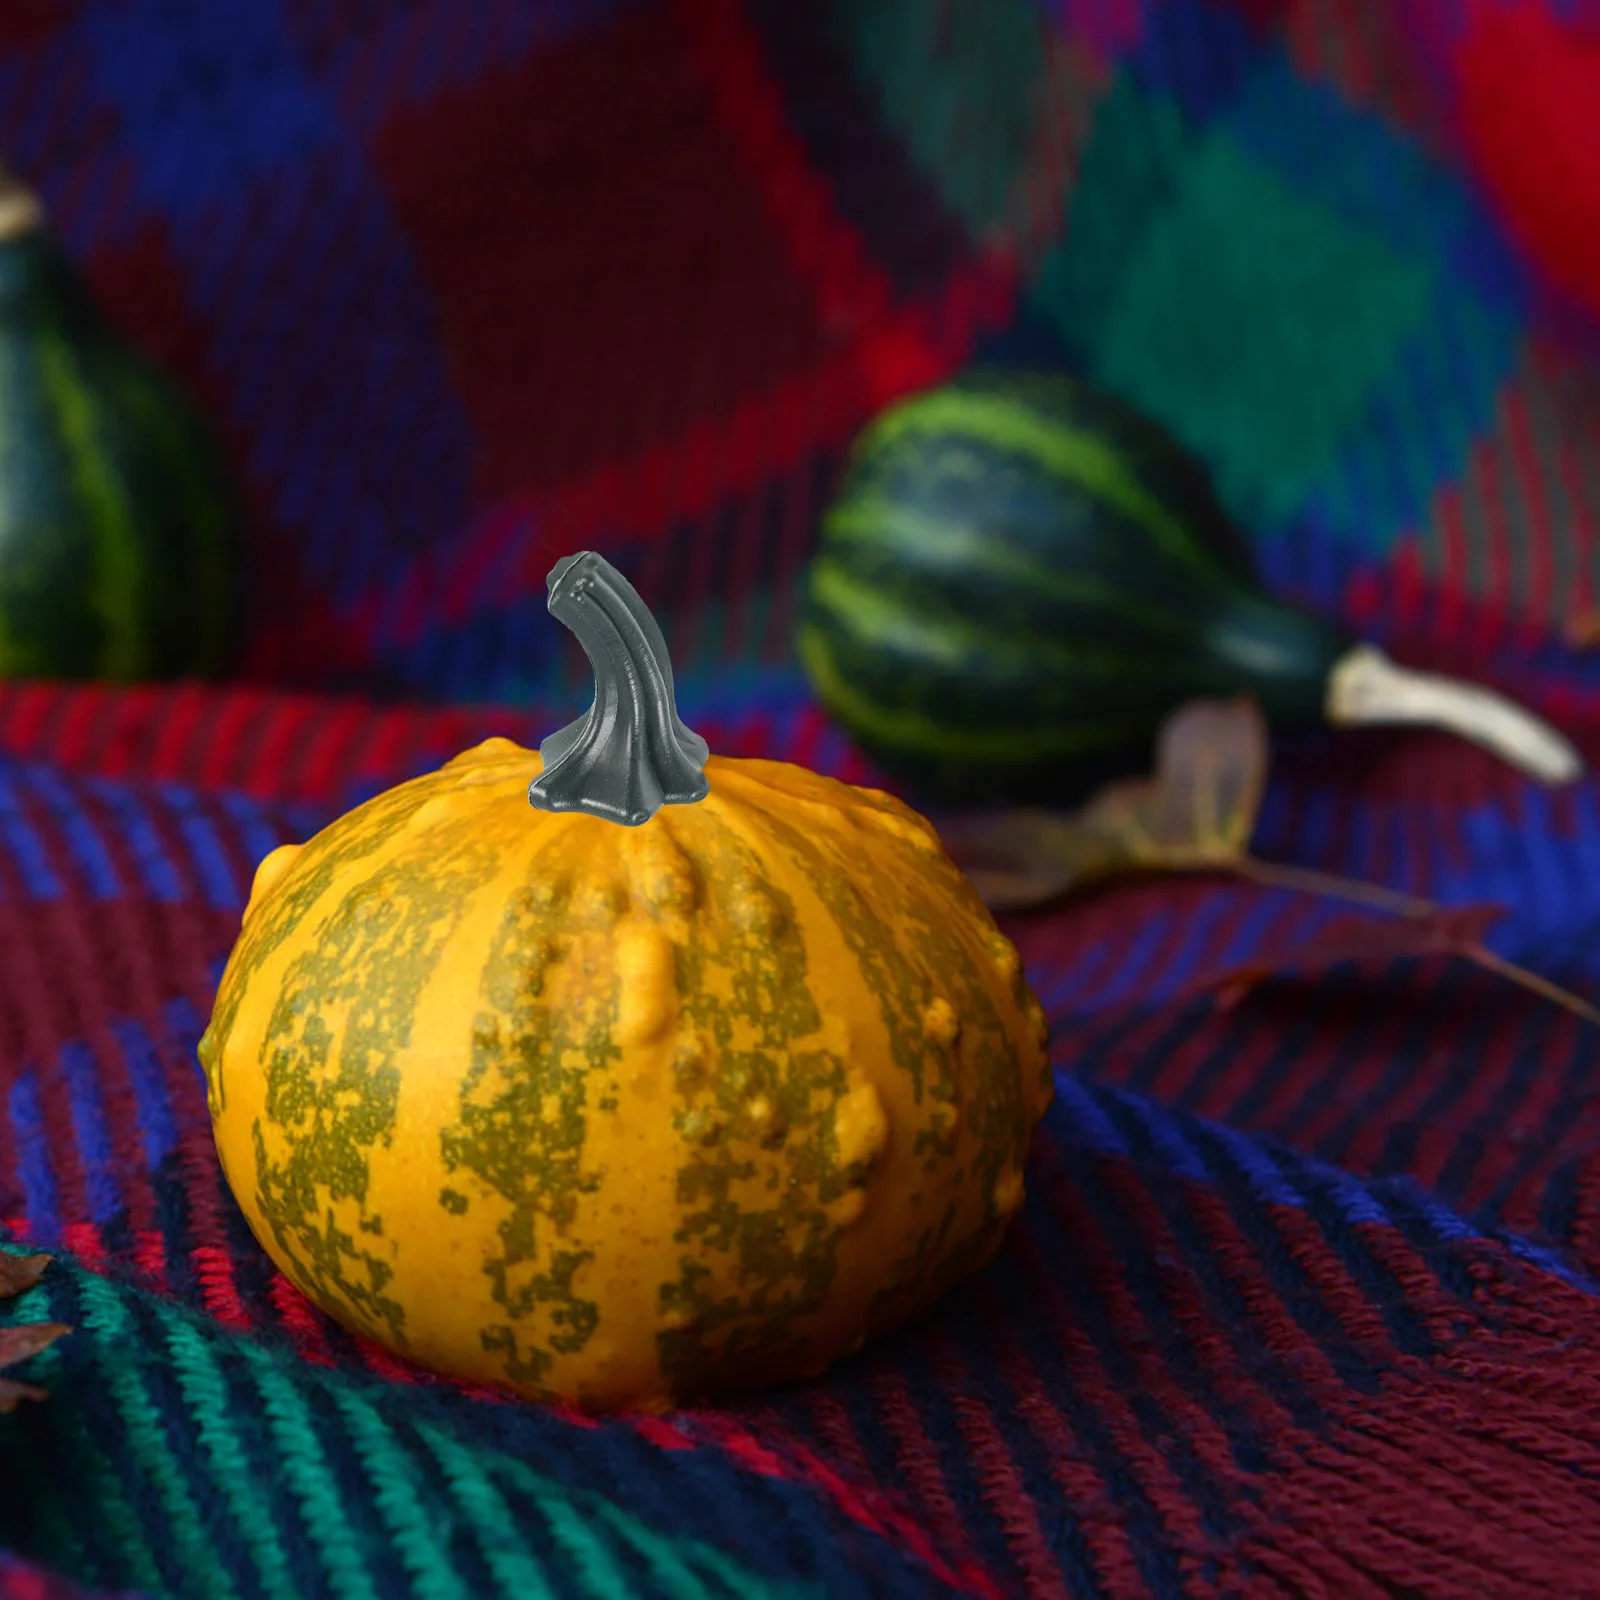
[4,1,1600,1595]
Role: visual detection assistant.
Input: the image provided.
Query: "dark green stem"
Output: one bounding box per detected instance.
[528,551,709,827]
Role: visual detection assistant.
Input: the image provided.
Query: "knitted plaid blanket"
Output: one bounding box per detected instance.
[4,2,1600,1596]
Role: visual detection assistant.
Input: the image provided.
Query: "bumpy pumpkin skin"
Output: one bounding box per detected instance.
[200,736,1053,1413]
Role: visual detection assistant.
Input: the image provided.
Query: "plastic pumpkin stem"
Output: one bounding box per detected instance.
[528,551,710,827]
[1325,644,1582,786]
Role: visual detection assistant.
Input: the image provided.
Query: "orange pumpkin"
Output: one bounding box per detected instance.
[200,553,1052,1412]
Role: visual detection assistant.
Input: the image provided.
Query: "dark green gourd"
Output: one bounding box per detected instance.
[0,168,237,681]
[797,368,1580,801]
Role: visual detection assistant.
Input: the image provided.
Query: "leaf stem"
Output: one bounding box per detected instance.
[1459,944,1600,1028]
[1232,857,1438,918]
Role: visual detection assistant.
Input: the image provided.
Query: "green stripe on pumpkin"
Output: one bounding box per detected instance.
[796,623,1134,761]
[34,330,147,680]
[252,821,507,1349]
[0,227,236,684]
[804,557,1150,678]
[804,561,1225,719]
[0,326,95,678]
[801,607,1214,737]
[854,388,1231,585]
[819,497,1193,633]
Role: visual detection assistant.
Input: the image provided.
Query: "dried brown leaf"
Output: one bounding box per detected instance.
[1191,904,1507,1001]
[0,1379,47,1414]
[938,698,1269,910]
[1091,695,1269,864]
[0,1251,66,1411]
[0,1322,71,1412]
[934,808,1125,910]
[1188,904,1600,1027]
[935,698,1600,1029]
[0,1254,51,1299]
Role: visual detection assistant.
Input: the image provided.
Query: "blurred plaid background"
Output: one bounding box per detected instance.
[16,0,1600,713]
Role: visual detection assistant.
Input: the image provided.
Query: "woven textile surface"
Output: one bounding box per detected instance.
[5,0,1600,1594]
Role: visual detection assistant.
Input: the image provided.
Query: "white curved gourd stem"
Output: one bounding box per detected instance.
[1325,643,1582,785]
[0,166,42,243]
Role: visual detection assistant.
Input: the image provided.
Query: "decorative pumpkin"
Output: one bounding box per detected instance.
[0,167,237,680]
[797,367,1580,802]
[200,552,1052,1413]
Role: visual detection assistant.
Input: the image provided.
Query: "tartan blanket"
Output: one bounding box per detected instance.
[5,2,1600,1595]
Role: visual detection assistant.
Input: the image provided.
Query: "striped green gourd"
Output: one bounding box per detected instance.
[0,168,237,681]
[797,368,1580,802]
